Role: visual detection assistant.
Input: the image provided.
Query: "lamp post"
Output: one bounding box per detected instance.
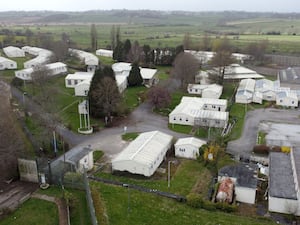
[22,92,27,108]
[168,161,176,188]
[123,184,130,214]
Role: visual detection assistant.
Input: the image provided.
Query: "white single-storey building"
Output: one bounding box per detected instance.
[96,49,113,58]
[67,147,94,173]
[255,79,280,101]
[65,72,94,88]
[69,48,99,72]
[223,64,264,80]
[112,62,158,87]
[169,96,229,128]
[276,91,298,107]
[112,131,173,177]
[115,75,127,93]
[269,150,300,215]
[235,79,256,104]
[218,163,258,204]
[74,80,91,96]
[140,68,158,87]
[15,67,34,80]
[188,84,223,99]
[15,62,67,81]
[0,56,17,70]
[3,46,25,58]
[22,46,53,68]
[175,137,206,159]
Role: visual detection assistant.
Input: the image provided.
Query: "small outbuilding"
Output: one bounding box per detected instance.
[188,84,223,99]
[235,78,256,104]
[218,163,258,204]
[65,72,94,88]
[96,49,113,58]
[67,147,94,173]
[175,137,206,159]
[112,131,173,177]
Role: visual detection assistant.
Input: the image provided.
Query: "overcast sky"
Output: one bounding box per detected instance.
[1,0,300,13]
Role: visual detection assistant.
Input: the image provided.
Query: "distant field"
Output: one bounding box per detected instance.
[2,12,300,54]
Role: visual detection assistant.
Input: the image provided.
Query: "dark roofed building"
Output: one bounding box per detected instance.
[269,151,300,215]
[218,163,258,204]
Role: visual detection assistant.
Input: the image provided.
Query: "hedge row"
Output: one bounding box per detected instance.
[186,193,237,213]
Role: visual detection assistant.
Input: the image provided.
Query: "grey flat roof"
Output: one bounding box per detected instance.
[68,147,92,163]
[292,148,300,192]
[269,152,297,200]
[218,163,258,189]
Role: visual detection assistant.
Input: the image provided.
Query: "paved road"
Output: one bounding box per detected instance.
[227,108,300,157]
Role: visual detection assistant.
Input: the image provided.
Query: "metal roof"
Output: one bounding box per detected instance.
[218,163,258,189]
[269,152,297,199]
[175,137,206,148]
[112,131,173,167]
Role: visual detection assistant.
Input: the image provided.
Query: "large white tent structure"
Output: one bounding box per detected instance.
[22,46,53,68]
[15,62,67,81]
[3,46,25,58]
[69,48,99,72]
[169,96,228,128]
[0,57,17,70]
[112,131,173,177]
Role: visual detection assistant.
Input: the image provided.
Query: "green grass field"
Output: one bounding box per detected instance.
[93,182,275,225]
[0,198,59,225]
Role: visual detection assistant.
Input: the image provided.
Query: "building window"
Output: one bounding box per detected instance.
[186,118,189,122]
[292,101,295,104]
[173,117,176,120]
[74,80,78,85]
[67,80,71,85]
[280,99,283,103]
[179,118,182,121]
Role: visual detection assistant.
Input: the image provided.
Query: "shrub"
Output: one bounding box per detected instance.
[202,200,216,211]
[186,193,204,208]
[215,202,237,213]
[253,145,270,154]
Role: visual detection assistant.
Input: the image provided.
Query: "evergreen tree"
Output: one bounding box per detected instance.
[90,24,98,51]
[127,62,143,86]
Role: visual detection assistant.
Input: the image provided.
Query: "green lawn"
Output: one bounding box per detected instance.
[122,132,139,141]
[0,198,59,225]
[37,186,92,225]
[95,159,212,196]
[123,86,147,111]
[93,182,276,225]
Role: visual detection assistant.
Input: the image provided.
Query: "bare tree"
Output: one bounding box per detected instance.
[210,37,234,84]
[183,32,192,50]
[147,85,171,109]
[245,40,269,63]
[90,24,98,51]
[127,40,143,63]
[199,33,212,51]
[89,76,122,119]
[110,25,116,50]
[172,52,200,90]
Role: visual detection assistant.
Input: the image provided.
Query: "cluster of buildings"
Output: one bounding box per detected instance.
[65,61,158,97]
[235,78,300,107]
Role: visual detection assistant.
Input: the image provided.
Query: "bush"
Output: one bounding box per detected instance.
[253,145,270,154]
[215,202,237,213]
[202,200,216,211]
[186,193,204,208]
[91,187,108,225]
